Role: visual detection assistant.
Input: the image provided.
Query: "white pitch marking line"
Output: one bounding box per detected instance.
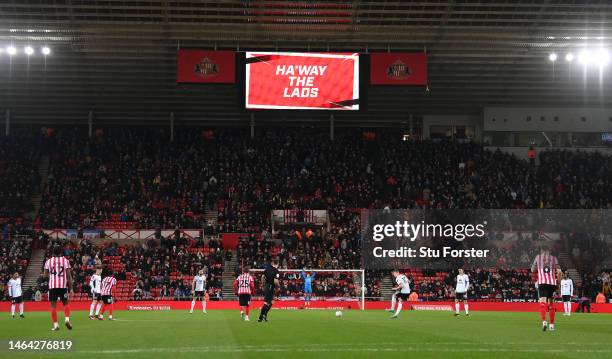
[78,345,612,355]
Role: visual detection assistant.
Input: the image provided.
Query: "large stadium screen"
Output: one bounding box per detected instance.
[245,52,359,110]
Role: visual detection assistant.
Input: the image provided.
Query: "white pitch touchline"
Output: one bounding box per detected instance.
[79,346,612,354]
[75,338,612,347]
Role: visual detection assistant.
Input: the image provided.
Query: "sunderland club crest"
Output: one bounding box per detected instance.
[386,59,412,80]
[194,57,219,77]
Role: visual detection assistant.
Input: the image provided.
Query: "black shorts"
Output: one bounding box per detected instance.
[562,295,571,302]
[101,295,113,304]
[538,284,557,299]
[194,291,205,299]
[455,292,467,300]
[48,288,69,304]
[92,293,101,300]
[11,296,23,304]
[264,285,275,303]
[238,294,251,307]
[396,292,410,301]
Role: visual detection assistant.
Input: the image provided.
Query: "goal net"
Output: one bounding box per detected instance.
[249,268,366,310]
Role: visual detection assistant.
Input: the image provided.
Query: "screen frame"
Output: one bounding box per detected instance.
[245,51,360,110]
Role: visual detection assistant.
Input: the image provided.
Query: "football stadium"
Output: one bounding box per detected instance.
[1,1,612,358]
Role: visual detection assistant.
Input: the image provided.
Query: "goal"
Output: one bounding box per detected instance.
[249,268,366,310]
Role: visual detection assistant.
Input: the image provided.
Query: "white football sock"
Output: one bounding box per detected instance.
[95,303,102,315]
[390,293,397,310]
[455,303,460,314]
[190,300,196,312]
[11,304,15,316]
[394,301,403,316]
[90,302,96,316]
[19,303,24,315]
[464,303,469,314]
[202,300,207,312]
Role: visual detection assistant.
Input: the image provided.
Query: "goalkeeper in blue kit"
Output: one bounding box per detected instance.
[301,270,316,307]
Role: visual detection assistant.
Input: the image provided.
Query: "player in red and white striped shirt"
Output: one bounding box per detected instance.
[96,270,118,320]
[531,248,561,332]
[44,246,73,331]
[234,266,255,321]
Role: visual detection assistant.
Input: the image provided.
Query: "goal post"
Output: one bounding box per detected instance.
[249,268,366,310]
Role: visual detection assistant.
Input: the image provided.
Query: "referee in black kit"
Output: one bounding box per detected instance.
[258,259,280,322]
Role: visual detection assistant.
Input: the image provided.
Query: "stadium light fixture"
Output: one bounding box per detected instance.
[548,53,558,62]
[594,49,610,67]
[42,46,51,56]
[565,53,574,62]
[6,46,16,56]
[578,50,591,65]
[24,46,34,56]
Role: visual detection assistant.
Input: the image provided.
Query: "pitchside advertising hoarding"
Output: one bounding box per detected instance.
[361,209,612,270]
[245,52,360,110]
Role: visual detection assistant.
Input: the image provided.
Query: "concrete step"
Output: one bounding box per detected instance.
[23,249,47,290]
[27,155,50,223]
[203,203,218,226]
[379,276,395,300]
[221,249,238,300]
[558,252,581,285]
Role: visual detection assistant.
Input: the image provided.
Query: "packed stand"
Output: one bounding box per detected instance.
[237,231,361,299]
[34,127,611,231]
[39,127,217,229]
[0,130,41,233]
[2,127,611,303]
[34,234,224,301]
[0,237,33,300]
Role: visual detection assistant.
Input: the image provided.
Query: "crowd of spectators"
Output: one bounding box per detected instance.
[27,128,610,231]
[412,268,538,301]
[0,130,41,235]
[38,127,216,229]
[0,237,33,300]
[237,230,361,299]
[1,127,611,302]
[31,234,224,301]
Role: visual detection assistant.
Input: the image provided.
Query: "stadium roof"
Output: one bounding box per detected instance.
[1,0,612,125]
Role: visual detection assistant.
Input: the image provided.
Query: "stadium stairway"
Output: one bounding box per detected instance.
[27,154,50,221]
[204,207,218,227]
[380,276,394,301]
[22,249,46,290]
[558,252,582,285]
[222,250,238,300]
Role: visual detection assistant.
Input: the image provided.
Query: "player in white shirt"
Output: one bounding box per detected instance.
[560,272,574,316]
[390,269,410,319]
[89,267,103,320]
[454,269,470,317]
[190,269,208,314]
[8,272,24,319]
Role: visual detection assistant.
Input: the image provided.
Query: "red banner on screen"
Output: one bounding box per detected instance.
[176,50,235,83]
[246,52,359,110]
[370,52,427,85]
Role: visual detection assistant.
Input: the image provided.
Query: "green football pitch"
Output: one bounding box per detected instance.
[1,310,611,358]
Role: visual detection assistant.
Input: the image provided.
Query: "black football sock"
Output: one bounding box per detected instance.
[261,303,272,317]
[266,304,272,318]
[259,304,269,319]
